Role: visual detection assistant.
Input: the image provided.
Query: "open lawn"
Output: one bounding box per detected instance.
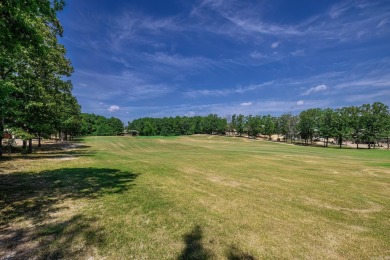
[1,135,389,259]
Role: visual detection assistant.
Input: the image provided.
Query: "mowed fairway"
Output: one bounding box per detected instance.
[1,136,390,259]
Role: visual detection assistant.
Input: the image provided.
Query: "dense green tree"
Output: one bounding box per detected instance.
[202,114,226,135]
[332,108,350,148]
[107,117,125,135]
[276,113,290,141]
[0,0,81,155]
[235,114,245,137]
[319,108,337,147]
[298,108,321,144]
[345,106,363,148]
[246,115,262,138]
[360,102,389,149]
[383,112,390,149]
[262,115,276,140]
[80,113,123,136]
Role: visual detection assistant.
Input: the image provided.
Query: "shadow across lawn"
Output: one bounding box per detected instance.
[0,167,139,225]
[0,144,94,164]
[1,214,104,259]
[0,167,139,258]
[178,225,213,260]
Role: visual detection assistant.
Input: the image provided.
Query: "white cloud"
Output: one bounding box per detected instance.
[240,102,252,106]
[108,105,120,112]
[302,84,328,96]
[271,42,280,48]
[296,100,304,106]
[79,83,88,87]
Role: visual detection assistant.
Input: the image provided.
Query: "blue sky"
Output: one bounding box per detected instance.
[58,0,390,123]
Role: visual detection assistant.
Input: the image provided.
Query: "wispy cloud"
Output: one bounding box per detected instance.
[143,52,219,71]
[73,70,173,102]
[249,51,267,59]
[302,84,328,96]
[191,0,390,46]
[328,1,352,19]
[111,11,183,42]
[184,81,274,98]
[334,76,390,89]
[377,18,388,28]
[345,89,390,103]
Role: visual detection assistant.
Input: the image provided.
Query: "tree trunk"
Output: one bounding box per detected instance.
[0,135,2,157]
[387,136,389,149]
[0,117,3,157]
[339,137,342,148]
[23,140,27,150]
[38,133,41,147]
[28,138,33,153]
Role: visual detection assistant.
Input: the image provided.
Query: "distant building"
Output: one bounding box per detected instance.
[121,129,139,136]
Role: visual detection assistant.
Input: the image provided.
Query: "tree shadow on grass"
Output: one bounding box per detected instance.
[0,143,94,163]
[0,167,139,258]
[178,225,213,260]
[1,214,105,259]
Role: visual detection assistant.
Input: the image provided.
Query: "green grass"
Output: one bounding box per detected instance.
[1,135,389,259]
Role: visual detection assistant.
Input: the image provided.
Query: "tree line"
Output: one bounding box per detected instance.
[81,113,124,136]
[128,102,390,149]
[0,0,83,156]
[128,114,227,136]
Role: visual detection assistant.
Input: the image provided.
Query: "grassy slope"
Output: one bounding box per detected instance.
[1,135,389,259]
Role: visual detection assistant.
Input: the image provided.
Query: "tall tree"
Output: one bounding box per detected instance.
[333,108,350,148]
[298,108,321,144]
[246,115,261,139]
[383,112,390,149]
[345,106,363,148]
[0,0,66,156]
[360,102,389,149]
[235,114,245,137]
[287,114,299,143]
[262,115,276,140]
[319,108,336,147]
[276,113,290,141]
